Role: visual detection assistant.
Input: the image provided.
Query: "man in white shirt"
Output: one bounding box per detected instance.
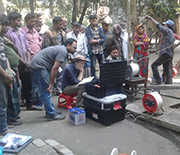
[36,13,49,35]
[66,22,82,60]
[67,22,91,77]
[66,22,82,41]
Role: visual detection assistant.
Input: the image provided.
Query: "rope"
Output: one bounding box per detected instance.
[125,108,176,123]
[132,43,174,62]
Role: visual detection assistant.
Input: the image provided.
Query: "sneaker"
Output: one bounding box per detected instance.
[8,124,14,129]
[150,81,161,85]
[52,89,62,96]
[7,118,22,126]
[165,82,172,84]
[16,116,21,119]
[45,111,62,118]
[47,113,65,121]
[55,92,62,96]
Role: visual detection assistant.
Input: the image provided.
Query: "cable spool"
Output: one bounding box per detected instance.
[142,92,163,113]
[126,62,140,77]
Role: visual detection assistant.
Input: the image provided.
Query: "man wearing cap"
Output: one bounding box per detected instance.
[102,22,112,58]
[102,23,111,39]
[29,38,77,120]
[105,24,124,59]
[61,55,88,107]
[146,15,175,85]
[85,15,105,78]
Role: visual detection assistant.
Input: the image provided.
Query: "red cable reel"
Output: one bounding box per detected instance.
[142,92,163,113]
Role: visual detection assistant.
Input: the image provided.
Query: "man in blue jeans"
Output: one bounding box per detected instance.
[0,26,15,135]
[85,15,105,78]
[145,15,175,85]
[30,38,77,121]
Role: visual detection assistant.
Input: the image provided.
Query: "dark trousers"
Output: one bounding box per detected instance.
[63,85,85,107]
[162,59,173,83]
[151,53,172,84]
[90,53,104,78]
[7,70,20,120]
[18,64,32,108]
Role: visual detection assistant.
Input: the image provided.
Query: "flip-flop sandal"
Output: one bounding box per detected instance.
[0,129,19,136]
[27,105,43,111]
[8,125,14,129]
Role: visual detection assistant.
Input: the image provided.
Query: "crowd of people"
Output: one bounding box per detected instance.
[0,10,178,135]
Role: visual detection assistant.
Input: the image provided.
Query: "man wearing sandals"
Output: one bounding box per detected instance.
[30,38,77,120]
[0,20,17,135]
[6,12,42,111]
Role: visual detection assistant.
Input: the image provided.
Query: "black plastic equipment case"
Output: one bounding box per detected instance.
[83,92,127,126]
[85,81,122,98]
[99,59,127,86]
[85,59,127,98]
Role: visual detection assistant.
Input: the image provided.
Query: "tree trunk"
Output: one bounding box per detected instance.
[0,0,6,14]
[49,0,54,18]
[30,0,34,14]
[176,0,180,35]
[79,1,88,24]
[131,0,137,39]
[127,0,131,56]
[72,0,78,23]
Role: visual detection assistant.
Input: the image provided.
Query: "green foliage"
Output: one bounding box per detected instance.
[6,0,30,14]
[146,0,179,21]
[4,0,180,28]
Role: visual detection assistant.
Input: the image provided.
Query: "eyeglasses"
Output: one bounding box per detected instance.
[71,45,77,50]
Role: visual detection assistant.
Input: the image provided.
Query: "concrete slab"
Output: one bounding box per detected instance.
[53,145,73,155]
[32,138,47,148]
[138,83,180,90]
[126,89,180,132]
[40,145,59,155]
[45,139,60,147]
[18,143,45,155]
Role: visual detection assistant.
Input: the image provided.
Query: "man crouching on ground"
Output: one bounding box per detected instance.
[29,38,77,120]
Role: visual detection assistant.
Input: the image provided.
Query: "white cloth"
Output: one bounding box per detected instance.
[67,32,88,56]
[106,55,119,60]
[66,31,83,41]
[121,30,129,60]
[39,24,49,35]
